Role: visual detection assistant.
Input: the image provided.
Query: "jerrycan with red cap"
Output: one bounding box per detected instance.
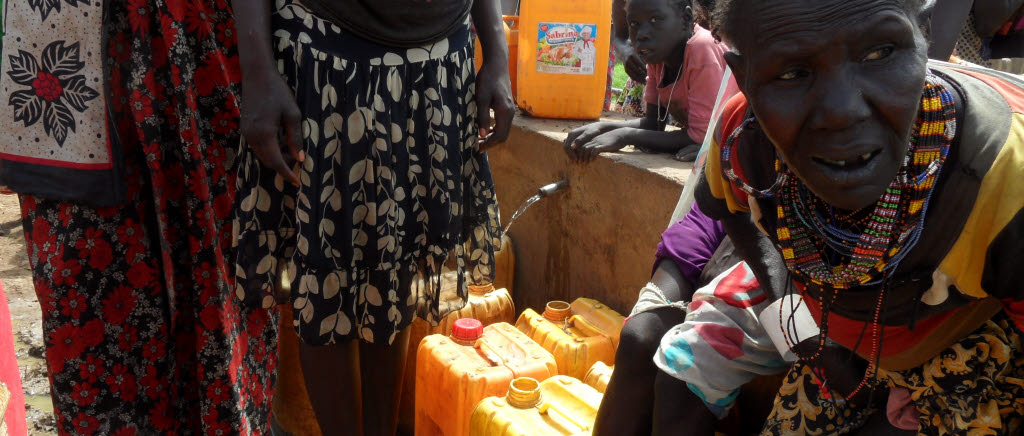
[414,318,557,436]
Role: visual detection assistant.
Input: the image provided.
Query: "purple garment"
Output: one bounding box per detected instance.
[654,202,727,285]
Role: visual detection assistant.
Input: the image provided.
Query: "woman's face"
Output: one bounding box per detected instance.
[727,0,929,211]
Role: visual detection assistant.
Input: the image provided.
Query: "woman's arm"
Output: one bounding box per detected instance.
[928,0,974,60]
[472,0,516,149]
[973,0,1024,37]
[233,0,304,186]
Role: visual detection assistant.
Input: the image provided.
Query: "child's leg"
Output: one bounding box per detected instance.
[300,340,363,435]
[359,327,412,436]
[595,307,689,436]
[652,371,716,436]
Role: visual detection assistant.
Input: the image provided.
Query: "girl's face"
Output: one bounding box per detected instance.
[727,0,929,211]
[626,0,693,65]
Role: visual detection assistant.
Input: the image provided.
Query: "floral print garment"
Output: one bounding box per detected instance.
[234,0,500,346]
[761,312,1024,435]
[13,0,278,434]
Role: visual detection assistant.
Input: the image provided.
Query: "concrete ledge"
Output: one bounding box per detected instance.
[490,111,692,315]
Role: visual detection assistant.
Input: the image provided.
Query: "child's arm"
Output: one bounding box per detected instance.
[562,118,641,162]
[567,103,697,163]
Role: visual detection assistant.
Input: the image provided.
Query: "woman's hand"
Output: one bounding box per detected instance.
[476,60,516,150]
[473,0,516,151]
[793,336,871,401]
[239,66,304,186]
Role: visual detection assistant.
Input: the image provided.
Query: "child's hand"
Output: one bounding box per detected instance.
[574,130,629,163]
[563,122,616,161]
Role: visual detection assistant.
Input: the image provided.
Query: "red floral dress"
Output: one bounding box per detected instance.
[14,0,277,434]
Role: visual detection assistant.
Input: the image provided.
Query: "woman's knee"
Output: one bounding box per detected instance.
[617,312,669,365]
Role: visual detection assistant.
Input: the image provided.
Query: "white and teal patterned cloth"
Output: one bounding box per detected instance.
[655,262,790,418]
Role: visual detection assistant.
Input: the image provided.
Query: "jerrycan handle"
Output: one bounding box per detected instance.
[503,15,519,28]
[539,400,590,431]
[566,314,603,338]
[474,339,507,367]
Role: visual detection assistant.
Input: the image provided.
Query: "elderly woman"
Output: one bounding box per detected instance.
[692,0,1024,433]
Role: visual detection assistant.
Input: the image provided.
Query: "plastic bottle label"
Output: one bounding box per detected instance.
[536,23,597,75]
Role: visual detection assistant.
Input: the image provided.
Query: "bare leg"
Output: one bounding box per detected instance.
[300,340,363,436]
[652,370,716,436]
[360,327,412,436]
[593,260,692,436]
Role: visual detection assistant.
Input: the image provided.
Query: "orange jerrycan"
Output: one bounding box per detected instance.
[469,376,603,435]
[515,298,625,379]
[415,319,557,436]
[516,0,612,119]
[583,361,612,393]
[475,16,520,100]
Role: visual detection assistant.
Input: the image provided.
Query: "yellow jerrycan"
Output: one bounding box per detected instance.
[469,376,603,435]
[399,234,516,434]
[583,361,612,393]
[515,298,625,379]
[415,319,557,436]
[516,0,612,119]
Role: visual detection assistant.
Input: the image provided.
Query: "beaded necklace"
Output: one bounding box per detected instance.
[776,75,956,288]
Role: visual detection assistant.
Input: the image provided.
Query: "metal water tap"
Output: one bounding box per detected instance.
[537,179,569,198]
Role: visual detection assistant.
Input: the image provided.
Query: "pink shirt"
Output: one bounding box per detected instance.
[643,25,740,143]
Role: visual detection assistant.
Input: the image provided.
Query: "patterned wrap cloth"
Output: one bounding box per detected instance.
[233,0,500,346]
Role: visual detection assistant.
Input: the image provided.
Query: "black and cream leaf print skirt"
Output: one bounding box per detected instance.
[233,0,501,346]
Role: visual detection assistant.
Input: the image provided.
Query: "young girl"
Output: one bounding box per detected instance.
[565,0,737,163]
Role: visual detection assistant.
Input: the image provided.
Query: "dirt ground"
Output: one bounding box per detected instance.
[0,194,57,435]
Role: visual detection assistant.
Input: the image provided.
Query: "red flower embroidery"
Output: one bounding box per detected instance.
[70,381,99,406]
[105,364,138,402]
[80,319,106,349]
[185,6,214,40]
[118,325,138,352]
[78,355,105,383]
[128,0,150,36]
[131,90,154,123]
[207,379,229,405]
[51,257,82,287]
[47,323,86,372]
[126,261,157,289]
[32,71,62,101]
[60,288,87,319]
[150,397,175,431]
[72,412,99,434]
[211,110,237,135]
[102,285,139,325]
[142,337,166,361]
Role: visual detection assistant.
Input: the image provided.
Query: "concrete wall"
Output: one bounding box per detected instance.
[488,113,693,316]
